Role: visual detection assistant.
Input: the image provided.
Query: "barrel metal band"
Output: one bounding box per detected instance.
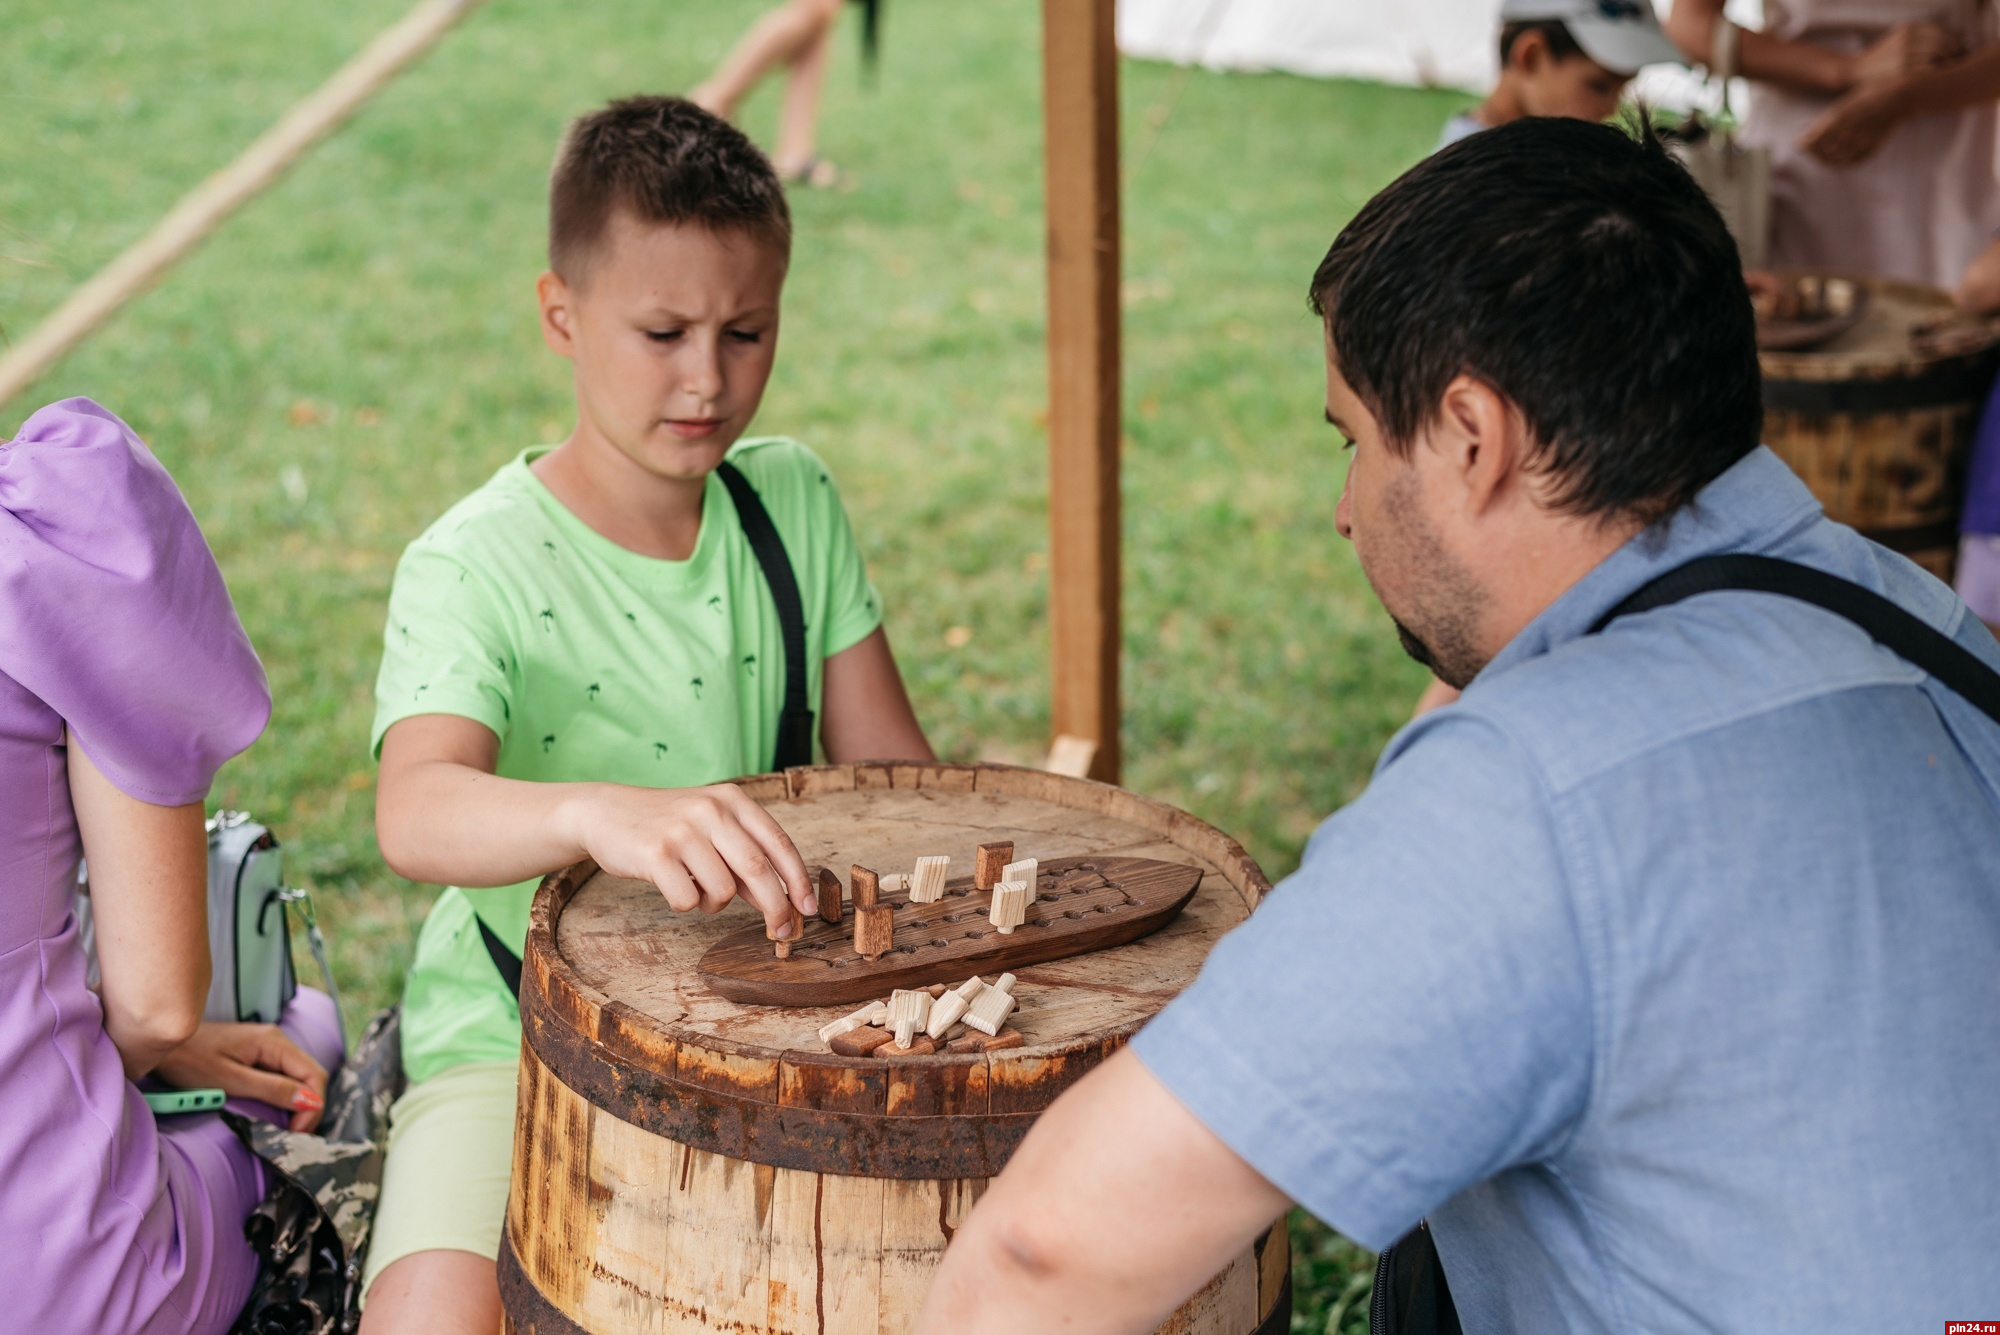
[498,1231,586,1335]
[521,975,1047,1179]
[1762,352,2000,416]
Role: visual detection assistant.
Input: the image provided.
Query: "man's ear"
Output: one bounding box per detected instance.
[537,270,577,359]
[1431,374,1525,516]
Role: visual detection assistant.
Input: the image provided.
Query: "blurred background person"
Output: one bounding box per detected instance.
[1440,0,1685,149]
[1665,0,1994,289]
[691,0,879,186]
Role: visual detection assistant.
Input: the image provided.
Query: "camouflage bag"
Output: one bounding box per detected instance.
[227,1006,406,1335]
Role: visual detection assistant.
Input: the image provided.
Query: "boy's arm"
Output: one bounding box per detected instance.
[377,714,816,932]
[819,627,936,763]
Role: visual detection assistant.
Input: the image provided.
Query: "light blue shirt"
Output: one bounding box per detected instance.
[1134,448,2000,1332]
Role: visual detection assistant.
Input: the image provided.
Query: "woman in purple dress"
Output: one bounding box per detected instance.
[0,399,345,1333]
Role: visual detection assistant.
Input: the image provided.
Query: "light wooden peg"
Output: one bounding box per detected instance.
[818,1001,887,1044]
[812,865,843,925]
[926,976,986,1039]
[975,841,1014,891]
[881,872,910,895]
[768,903,804,959]
[1001,857,1039,902]
[965,973,1018,1035]
[990,881,1028,934]
[888,989,933,1049]
[910,855,950,904]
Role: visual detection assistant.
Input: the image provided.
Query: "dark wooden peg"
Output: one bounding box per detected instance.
[974,842,1014,891]
[829,1026,896,1057]
[852,903,894,961]
[851,864,880,908]
[812,865,843,925]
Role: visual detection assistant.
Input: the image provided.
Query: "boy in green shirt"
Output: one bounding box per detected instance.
[360,96,933,1331]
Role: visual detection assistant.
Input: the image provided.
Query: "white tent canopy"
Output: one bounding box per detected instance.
[1115,0,1764,108]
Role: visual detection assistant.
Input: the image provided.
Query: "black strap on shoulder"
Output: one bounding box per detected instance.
[1590,554,2000,728]
[715,460,815,771]
[475,912,523,998]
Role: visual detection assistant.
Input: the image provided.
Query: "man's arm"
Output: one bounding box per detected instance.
[1801,43,2000,164]
[819,626,935,763]
[1664,0,1960,96]
[376,714,814,933]
[916,1048,1290,1335]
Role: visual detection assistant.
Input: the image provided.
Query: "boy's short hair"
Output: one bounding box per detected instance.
[1499,19,1585,64]
[1309,117,1760,527]
[549,95,792,284]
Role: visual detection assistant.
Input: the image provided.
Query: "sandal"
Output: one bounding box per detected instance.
[784,155,843,189]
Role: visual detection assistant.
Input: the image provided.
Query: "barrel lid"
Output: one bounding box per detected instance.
[1759,273,2000,383]
[519,762,1269,1178]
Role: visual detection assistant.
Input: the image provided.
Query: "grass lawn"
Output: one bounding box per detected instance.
[4,2,1470,1328]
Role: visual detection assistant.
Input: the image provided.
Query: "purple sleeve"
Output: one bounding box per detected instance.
[0,398,269,805]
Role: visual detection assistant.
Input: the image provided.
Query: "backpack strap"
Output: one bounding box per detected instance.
[715,460,816,771]
[1588,554,2000,728]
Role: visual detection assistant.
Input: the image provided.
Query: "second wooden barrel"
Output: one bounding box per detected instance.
[1761,275,2000,582]
[502,762,1290,1335]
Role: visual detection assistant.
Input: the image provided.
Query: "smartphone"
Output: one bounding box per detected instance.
[143,1088,227,1116]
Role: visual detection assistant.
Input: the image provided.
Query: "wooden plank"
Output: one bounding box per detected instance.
[1042,0,1123,784]
[0,0,484,410]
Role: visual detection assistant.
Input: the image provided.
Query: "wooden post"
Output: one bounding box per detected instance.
[1041,0,1122,785]
[0,0,484,412]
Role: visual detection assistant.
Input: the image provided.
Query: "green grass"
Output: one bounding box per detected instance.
[3,2,1469,1325]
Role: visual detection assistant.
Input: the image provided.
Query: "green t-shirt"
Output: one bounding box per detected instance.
[372,437,882,1084]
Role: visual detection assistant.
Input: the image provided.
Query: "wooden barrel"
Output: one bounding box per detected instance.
[501,762,1290,1335]
[1760,275,2000,582]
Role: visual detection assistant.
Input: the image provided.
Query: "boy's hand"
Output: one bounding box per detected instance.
[576,783,816,936]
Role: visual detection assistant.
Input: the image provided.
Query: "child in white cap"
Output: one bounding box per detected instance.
[1440,0,1685,149]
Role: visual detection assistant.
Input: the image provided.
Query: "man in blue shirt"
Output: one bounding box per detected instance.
[918,119,2000,1333]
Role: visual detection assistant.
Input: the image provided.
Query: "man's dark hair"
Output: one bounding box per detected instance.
[1498,19,1584,64]
[549,95,792,283]
[1310,117,1760,525]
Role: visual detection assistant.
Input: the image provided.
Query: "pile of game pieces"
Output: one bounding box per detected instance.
[816,973,1022,1057]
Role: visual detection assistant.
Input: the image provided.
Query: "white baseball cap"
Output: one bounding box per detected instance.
[1499,0,1686,75]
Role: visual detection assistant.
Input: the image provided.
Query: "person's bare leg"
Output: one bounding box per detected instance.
[689,0,842,123]
[358,1251,501,1335]
[773,18,835,177]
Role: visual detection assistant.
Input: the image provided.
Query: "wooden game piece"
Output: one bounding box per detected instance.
[945,1027,1024,1054]
[974,841,1014,891]
[867,1002,890,1026]
[888,989,933,1048]
[876,1033,937,1057]
[965,973,1018,1035]
[881,873,910,894]
[924,982,948,998]
[1002,857,1039,902]
[817,1000,888,1044]
[852,904,893,961]
[829,1026,897,1057]
[699,854,1203,1006]
[812,865,843,925]
[910,855,950,903]
[925,976,985,1039]
[989,881,1028,934]
[850,864,880,908]
[767,903,804,959]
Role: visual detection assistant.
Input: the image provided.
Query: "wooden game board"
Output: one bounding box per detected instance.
[698,854,1201,1005]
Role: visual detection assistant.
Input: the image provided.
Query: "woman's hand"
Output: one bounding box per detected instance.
[1847,21,1961,86]
[1800,77,1917,164]
[156,1021,329,1132]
